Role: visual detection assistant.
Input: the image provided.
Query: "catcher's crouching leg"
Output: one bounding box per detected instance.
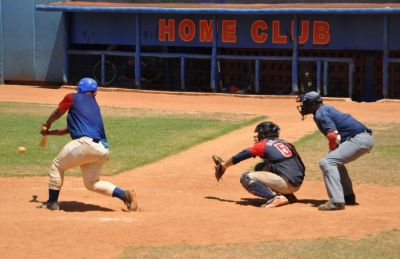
[240,172,275,200]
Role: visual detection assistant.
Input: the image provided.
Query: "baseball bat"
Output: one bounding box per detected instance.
[40,124,48,148]
[39,135,47,148]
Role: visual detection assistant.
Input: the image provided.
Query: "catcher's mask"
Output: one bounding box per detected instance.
[77,77,98,93]
[296,91,322,119]
[254,121,280,142]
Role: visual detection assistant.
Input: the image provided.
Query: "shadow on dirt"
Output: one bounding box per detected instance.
[205,196,266,207]
[296,199,327,207]
[59,201,114,212]
[205,196,327,208]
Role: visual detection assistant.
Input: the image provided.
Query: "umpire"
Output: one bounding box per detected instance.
[297,91,374,211]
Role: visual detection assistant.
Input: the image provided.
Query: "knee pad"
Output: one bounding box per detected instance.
[240,172,275,200]
[240,172,252,189]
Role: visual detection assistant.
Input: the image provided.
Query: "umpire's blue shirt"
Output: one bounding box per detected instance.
[314,105,370,142]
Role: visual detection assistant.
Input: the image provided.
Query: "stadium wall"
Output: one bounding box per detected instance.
[1,1,400,100]
[0,0,64,84]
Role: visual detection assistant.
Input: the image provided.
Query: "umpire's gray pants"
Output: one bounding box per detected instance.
[319,132,374,203]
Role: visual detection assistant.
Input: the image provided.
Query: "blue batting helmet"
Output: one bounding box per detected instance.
[77,78,98,93]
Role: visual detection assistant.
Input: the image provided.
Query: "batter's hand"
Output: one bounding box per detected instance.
[40,124,49,136]
[212,155,226,182]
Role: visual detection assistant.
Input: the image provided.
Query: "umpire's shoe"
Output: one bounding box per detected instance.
[124,189,138,211]
[318,201,345,211]
[345,193,359,205]
[36,201,60,211]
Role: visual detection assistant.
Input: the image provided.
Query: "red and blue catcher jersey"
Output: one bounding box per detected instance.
[232,138,305,186]
[248,138,294,162]
[58,93,108,147]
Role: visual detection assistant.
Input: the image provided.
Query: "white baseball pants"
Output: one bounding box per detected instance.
[48,137,116,196]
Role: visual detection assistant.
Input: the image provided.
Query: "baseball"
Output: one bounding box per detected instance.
[18,146,26,154]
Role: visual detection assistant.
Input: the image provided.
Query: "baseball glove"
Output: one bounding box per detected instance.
[212,155,225,181]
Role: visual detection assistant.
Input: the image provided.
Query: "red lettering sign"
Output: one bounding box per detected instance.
[159,19,175,42]
[251,20,268,43]
[179,19,195,42]
[313,21,330,45]
[157,18,330,46]
[291,20,310,44]
[222,20,237,43]
[272,20,288,44]
[199,20,213,42]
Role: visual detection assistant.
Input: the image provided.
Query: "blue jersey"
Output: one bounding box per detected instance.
[59,93,108,148]
[314,105,370,142]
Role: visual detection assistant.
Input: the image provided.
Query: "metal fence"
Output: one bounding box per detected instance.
[389,62,400,98]
[185,58,211,92]
[67,50,356,97]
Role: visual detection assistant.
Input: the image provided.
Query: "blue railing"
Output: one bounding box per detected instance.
[67,49,354,96]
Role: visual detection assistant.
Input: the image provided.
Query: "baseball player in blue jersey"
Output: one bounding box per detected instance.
[297,91,374,211]
[38,78,138,211]
[215,121,305,208]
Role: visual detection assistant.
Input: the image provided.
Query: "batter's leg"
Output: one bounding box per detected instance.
[48,139,86,191]
[81,161,116,196]
[81,160,137,210]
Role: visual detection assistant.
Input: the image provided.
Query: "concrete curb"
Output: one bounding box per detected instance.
[61,85,355,102]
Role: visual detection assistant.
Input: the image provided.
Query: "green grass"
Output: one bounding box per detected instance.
[120,229,400,259]
[0,102,264,177]
[294,123,400,187]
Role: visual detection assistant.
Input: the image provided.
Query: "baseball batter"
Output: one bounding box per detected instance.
[38,77,138,211]
[213,121,305,208]
[297,91,374,211]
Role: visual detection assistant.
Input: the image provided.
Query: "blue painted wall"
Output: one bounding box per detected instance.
[0,1,3,83]
[2,0,35,81]
[71,13,136,45]
[34,0,65,82]
[0,0,64,83]
[70,12,395,51]
[1,1,399,85]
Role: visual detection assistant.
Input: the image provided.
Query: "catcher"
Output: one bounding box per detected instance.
[212,121,305,208]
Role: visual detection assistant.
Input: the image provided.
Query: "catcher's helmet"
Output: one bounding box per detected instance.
[254,121,280,141]
[297,91,322,119]
[77,77,98,93]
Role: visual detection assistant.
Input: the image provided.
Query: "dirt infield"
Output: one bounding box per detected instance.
[0,85,399,259]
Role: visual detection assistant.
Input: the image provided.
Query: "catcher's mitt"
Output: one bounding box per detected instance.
[212,155,225,181]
